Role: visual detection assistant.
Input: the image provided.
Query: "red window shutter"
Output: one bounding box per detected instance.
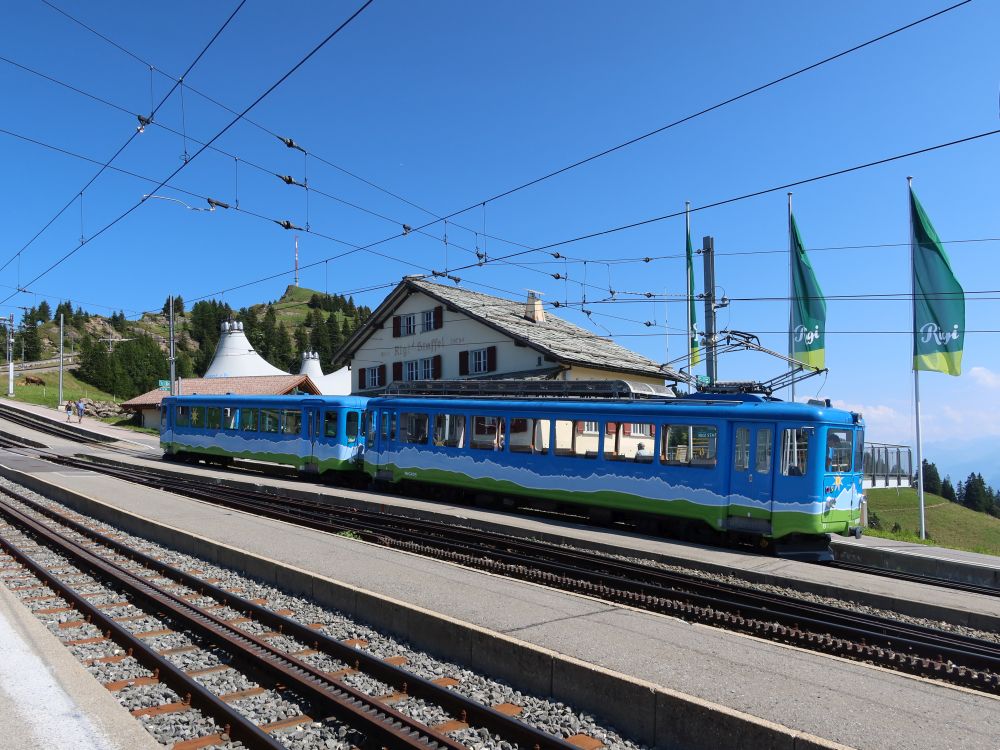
[392,361,403,382]
[486,345,497,372]
[392,316,401,338]
[623,423,632,436]
[606,422,616,434]
[433,305,443,330]
[459,350,469,376]
[378,364,386,385]
[576,421,585,434]
[432,354,442,380]
[358,368,367,390]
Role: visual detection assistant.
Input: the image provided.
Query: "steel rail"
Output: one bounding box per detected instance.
[0,501,285,749]
[53,455,1000,693]
[0,482,584,750]
[828,560,1000,598]
[0,494,471,750]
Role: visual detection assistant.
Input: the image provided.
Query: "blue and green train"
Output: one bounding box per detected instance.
[160,390,865,559]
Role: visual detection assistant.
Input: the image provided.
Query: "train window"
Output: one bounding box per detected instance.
[554,420,598,458]
[206,408,221,430]
[604,422,655,462]
[222,408,237,430]
[160,408,167,428]
[734,427,749,471]
[433,414,467,448]
[240,408,258,432]
[366,411,376,442]
[323,412,338,439]
[509,417,550,453]
[175,406,190,428]
[190,407,204,429]
[282,411,302,435]
[400,413,428,444]
[755,429,772,474]
[780,429,809,476]
[826,429,852,472]
[346,412,359,443]
[662,425,718,467]
[854,429,864,474]
[261,410,280,433]
[471,416,506,451]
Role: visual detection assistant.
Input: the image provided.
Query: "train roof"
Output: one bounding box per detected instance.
[162,394,368,408]
[367,394,861,425]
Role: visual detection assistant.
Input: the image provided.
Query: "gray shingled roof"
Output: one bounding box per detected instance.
[342,277,678,381]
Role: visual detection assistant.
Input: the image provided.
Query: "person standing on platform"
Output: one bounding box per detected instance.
[76,400,85,423]
[65,401,72,421]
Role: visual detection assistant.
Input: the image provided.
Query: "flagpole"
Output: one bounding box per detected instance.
[788,192,795,404]
[909,175,927,540]
[685,201,692,394]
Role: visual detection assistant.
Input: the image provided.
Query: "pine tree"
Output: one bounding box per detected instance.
[272,322,293,371]
[37,300,52,323]
[940,476,957,502]
[260,306,278,361]
[921,460,942,495]
[294,324,309,365]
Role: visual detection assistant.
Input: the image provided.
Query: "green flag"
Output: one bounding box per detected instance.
[789,214,826,369]
[910,187,964,375]
[686,222,701,366]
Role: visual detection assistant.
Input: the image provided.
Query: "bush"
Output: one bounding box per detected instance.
[867,512,882,530]
[891,521,902,534]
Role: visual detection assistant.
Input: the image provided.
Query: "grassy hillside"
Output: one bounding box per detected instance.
[2,369,117,408]
[866,487,1000,555]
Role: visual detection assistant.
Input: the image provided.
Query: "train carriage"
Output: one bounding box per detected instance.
[363,390,865,558]
[161,394,368,475]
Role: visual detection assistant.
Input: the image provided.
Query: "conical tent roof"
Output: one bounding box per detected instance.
[204,321,288,378]
[296,352,351,395]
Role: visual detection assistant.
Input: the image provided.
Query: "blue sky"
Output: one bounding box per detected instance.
[2,1,998,481]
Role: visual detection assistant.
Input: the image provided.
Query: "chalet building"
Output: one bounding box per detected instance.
[121,374,321,429]
[334,277,680,394]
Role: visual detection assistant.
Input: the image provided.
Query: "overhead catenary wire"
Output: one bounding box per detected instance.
[0,0,376,308]
[0,0,249,277]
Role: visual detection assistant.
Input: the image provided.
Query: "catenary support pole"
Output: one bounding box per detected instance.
[58,314,64,407]
[701,235,717,385]
[788,192,796,405]
[7,313,13,397]
[169,296,176,396]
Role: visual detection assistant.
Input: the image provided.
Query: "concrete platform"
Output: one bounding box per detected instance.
[1,452,997,750]
[0,566,161,750]
[0,397,159,451]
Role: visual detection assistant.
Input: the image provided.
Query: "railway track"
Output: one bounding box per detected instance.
[31,453,1000,695]
[828,560,1000,598]
[0,483,585,750]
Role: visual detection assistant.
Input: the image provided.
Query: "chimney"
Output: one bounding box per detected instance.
[525,290,545,323]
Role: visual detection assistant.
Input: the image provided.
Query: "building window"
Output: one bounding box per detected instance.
[406,360,419,381]
[629,423,650,437]
[366,366,383,388]
[471,348,489,374]
[420,357,434,379]
[422,310,435,332]
[399,313,416,336]
[583,421,599,434]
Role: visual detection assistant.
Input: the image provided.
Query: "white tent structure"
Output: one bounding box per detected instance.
[299,351,351,395]
[204,321,288,378]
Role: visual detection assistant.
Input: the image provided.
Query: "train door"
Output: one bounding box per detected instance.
[728,422,775,533]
